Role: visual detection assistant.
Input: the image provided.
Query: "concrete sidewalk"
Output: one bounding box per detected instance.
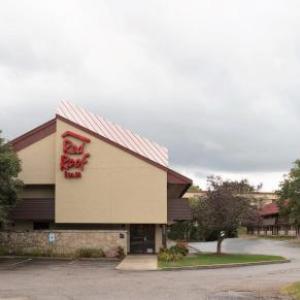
[116,255,157,271]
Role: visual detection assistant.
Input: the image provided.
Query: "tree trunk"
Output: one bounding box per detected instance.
[217,237,223,255]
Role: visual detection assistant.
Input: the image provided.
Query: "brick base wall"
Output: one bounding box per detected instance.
[0,230,127,257]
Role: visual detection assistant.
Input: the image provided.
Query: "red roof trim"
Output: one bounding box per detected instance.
[167,168,193,185]
[10,119,56,152]
[260,203,279,216]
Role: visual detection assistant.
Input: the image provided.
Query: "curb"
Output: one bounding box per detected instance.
[0,255,72,261]
[0,255,120,262]
[159,259,290,271]
[77,257,120,262]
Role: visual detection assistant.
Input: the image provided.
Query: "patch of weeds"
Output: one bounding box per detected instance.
[282,282,300,300]
[21,248,54,257]
[0,246,9,256]
[76,248,105,258]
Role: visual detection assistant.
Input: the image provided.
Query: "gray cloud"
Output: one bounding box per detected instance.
[1,0,300,190]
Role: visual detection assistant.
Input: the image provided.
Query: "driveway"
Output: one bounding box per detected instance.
[0,238,299,300]
[189,237,300,260]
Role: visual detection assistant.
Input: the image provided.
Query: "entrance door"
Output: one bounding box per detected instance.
[130,224,155,254]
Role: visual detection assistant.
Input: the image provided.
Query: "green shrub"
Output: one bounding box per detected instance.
[168,221,239,242]
[169,241,189,256]
[168,221,196,241]
[76,248,105,258]
[158,248,183,262]
[158,250,173,262]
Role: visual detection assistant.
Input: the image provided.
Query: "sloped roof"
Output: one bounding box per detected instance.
[11,101,192,188]
[57,101,168,168]
[260,202,279,216]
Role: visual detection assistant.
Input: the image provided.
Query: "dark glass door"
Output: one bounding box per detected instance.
[130,224,155,254]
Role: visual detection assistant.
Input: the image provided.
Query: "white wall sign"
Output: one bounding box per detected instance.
[48,232,56,243]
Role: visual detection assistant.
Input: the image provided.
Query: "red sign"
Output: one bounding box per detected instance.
[60,131,91,179]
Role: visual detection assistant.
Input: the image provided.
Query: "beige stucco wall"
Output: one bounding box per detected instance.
[55,119,167,224]
[17,134,56,184]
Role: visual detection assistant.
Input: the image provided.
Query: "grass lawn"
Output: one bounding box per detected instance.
[282,282,300,300]
[158,253,286,269]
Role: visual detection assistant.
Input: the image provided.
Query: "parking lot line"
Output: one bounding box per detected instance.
[0,258,32,270]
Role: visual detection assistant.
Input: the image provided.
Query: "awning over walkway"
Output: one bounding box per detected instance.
[167,168,192,199]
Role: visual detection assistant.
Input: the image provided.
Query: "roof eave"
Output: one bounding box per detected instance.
[10,118,56,152]
[167,168,193,185]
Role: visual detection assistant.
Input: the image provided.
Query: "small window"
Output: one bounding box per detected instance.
[33,222,50,230]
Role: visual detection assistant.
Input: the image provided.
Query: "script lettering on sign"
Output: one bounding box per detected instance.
[60,131,91,179]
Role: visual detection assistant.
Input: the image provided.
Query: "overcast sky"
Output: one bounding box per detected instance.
[1,1,300,191]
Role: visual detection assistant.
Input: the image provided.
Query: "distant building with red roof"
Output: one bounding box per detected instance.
[259,202,279,216]
[248,201,299,237]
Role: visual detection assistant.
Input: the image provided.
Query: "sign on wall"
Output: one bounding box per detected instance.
[60,131,91,179]
[48,232,56,243]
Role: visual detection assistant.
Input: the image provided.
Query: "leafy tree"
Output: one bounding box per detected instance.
[0,131,23,225]
[187,185,201,193]
[168,221,198,241]
[192,176,260,254]
[277,160,300,230]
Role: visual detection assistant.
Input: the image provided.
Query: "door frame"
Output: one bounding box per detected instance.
[129,224,156,254]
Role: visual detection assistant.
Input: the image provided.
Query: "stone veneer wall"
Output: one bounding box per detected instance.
[0,230,127,257]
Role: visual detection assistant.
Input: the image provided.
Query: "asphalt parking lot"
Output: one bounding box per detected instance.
[0,257,118,271]
[0,238,299,300]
